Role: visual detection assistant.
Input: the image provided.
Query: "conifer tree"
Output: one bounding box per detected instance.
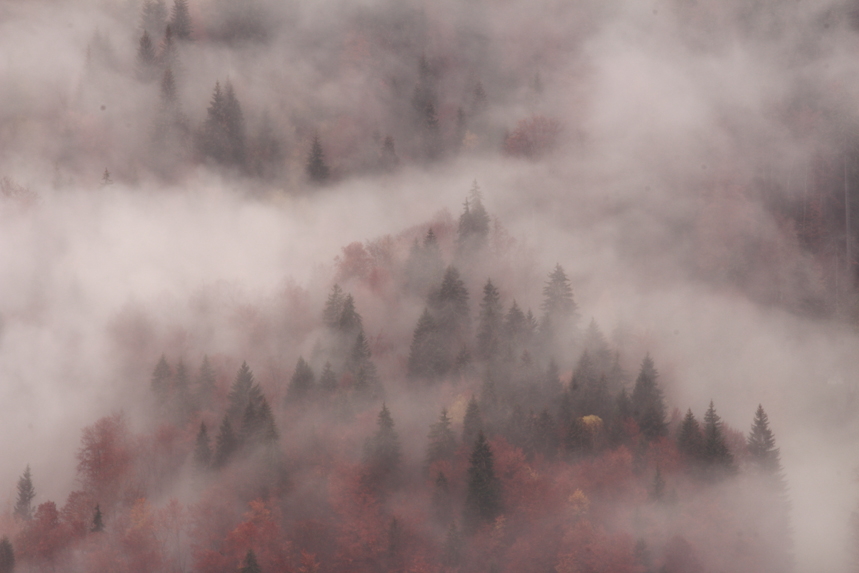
[170,0,192,41]
[702,401,734,476]
[456,182,490,255]
[158,25,178,71]
[630,354,667,440]
[151,354,172,404]
[429,266,471,348]
[0,537,13,573]
[140,0,168,40]
[379,135,399,171]
[223,81,246,166]
[201,81,227,163]
[747,404,783,477]
[322,284,345,328]
[193,422,212,469]
[196,355,216,407]
[240,549,262,573]
[319,362,337,393]
[464,431,500,530]
[363,404,402,490]
[213,416,238,468]
[476,279,503,361]
[91,504,104,533]
[287,357,315,402]
[432,471,453,524]
[677,409,704,462]
[442,522,463,565]
[503,300,527,353]
[337,294,363,335]
[462,395,483,448]
[136,30,158,80]
[226,361,258,422]
[530,408,559,459]
[539,264,578,339]
[160,67,177,104]
[426,409,457,468]
[650,465,666,502]
[407,308,446,379]
[306,133,330,184]
[14,466,35,521]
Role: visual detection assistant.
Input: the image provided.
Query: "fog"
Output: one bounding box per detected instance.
[2,0,859,571]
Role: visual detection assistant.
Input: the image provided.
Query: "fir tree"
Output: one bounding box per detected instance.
[503,300,528,353]
[337,294,363,335]
[240,549,262,573]
[91,504,104,533]
[456,182,490,255]
[429,266,470,347]
[201,81,228,163]
[630,354,667,440]
[140,0,168,39]
[193,422,212,469]
[702,401,735,477]
[677,409,704,462]
[0,537,13,573]
[170,0,192,41]
[213,416,238,468]
[426,409,457,468]
[196,355,216,407]
[464,431,501,530]
[747,404,783,477]
[136,30,158,80]
[363,404,402,491]
[306,133,330,184]
[226,361,258,422]
[530,408,559,459]
[407,308,447,379]
[462,395,483,448]
[286,357,315,402]
[476,279,503,361]
[539,264,579,338]
[319,362,337,393]
[322,284,345,328]
[222,81,246,166]
[14,466,35,521]
[432,471,453,524]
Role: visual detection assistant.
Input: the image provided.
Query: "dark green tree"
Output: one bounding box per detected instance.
[196,355,216,407]
[530,408,559,459]
[432,471,453,524]
[136,30,158,80]
[426,409,457,468]
[363,404,402,491]
[476,279,503,361]
[91,504,104,533]
[337,294,363,335]
[429,266,470,348]
[702,401,735,476]
[240,549,262,573]
[464,431,501,530]
[14,466,35,521]
[223,81,246,165]
[677,409,704,462]
[630,354,667,440]
[322,284,345,328]
[170,0,192,40]
[226,361,259,422]
[539,264,579,338]
[213,416,238,468]
[286,357,315,402]
[306,133,330,184]
[747,404,783,477]
[151,354,172,405]
[193,422,212,469]
[0,537,13,573]
[407,308,447,379]
[319,362,337,393]
[462,395,483,448]
[456,182,490,255]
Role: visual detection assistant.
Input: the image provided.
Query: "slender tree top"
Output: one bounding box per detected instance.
[748,404,783,475]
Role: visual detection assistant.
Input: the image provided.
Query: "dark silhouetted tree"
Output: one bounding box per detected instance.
[432,471,453,524]
[136,30,158,80]
[226,361,260,422]
[456,182,490,255]
[14,466,35,521]
[287,357,315,402]
[476,279,503,360]
[200,80,245,168]
[319,362,337,393]
[306,134,330,184]
[631,354,667,440]
[193,422,212,469]
[240,549,262,573]
[213,416,238,468]
[323,284,345,328]
[90,504,104,533]
[170,0,192,40]
[140,0,168,40]
[0,537,13,573]
[677,409,704,462]
[429,266,471,351]
[196,355,216,407]
[462,395,483,447]
[407,308,447,379]
[337,294,363,335]
[702,401,734,477]
[363,404,402,491]
[539,264,578,340]
[464,431,500,530]
[747,404,783,477]
[151,354,171,405]
[426,409,457,468]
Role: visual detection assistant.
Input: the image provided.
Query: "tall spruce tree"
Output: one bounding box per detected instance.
[240,549,262,573]
[322,284,345,328]
[426,409,457,468]
[747,404,784,477]
[91,504,105,533]
[464,431,500,530]
[476,279,503,361]
[213,416,238,468]
[363,404,402,491]
[319,362,337,393]
[136,30,158,80]
[307,133,330,184]
[456,182,490,256]
[193,422,212,469]
[287,357,315,402]
[170,0,192,40]
[196,355,216,407]
[702,401,735,477]
[630,354,667,440]
[429,266,471,349]
[0,537,13,573]
[151,354,172,405]
[14,466,35,521]
[539,264,578,339]
[677,409,704,462]
[407,308,446,379]
[462,395,483,448]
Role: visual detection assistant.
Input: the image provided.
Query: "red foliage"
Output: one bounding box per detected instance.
[60,490,97,539]
[555,520,636,573]
[120,498,163,573]
[16,502,70,566]
[503,115,561,159]
[328,465,386,572]
[219,499,292,573]
[336,242,374,283]
[76,414,133,506]
[570,446,639,502]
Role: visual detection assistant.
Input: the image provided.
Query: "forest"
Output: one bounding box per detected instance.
[3,0,859,571]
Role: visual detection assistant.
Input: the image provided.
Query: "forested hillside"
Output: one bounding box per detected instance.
[4,0,859,571]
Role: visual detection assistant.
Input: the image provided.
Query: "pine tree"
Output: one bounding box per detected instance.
[456,182,490,255]
[337,294,363,335]
[91,504,104,533]
[476,279,503,360]
[426,409,457,468]
[307,133,330,184]
[462,395,483,447]
[196,355,216,407]
[240,549,262,573]
[173,359,191,417]
[503,300,528,353]
[160,67,177,104]
[363,404,402,491]
[407,308,447,379]
[226,361,257,421]
[223,81,246,166]
[158,25,178,71]
[201,81,228,163]
[702,401,734,477]
[0,537,13,573]
[140,0,168,39]
[429,266,470,346]
[14,466,35,521]
[193,422,212,469]
[136,30,158,80]
[747,404,783,476]
[677,409,703,462]
[319,362,337,393]
[170,0,192,41]
[539,264,579,338]
[464,431,500,530]
[630,354,667,440]
[432,471,453,524]
[287,357,315,402]
[322,284,345,328]
[213,416,238,468]
[530,408,559,459]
